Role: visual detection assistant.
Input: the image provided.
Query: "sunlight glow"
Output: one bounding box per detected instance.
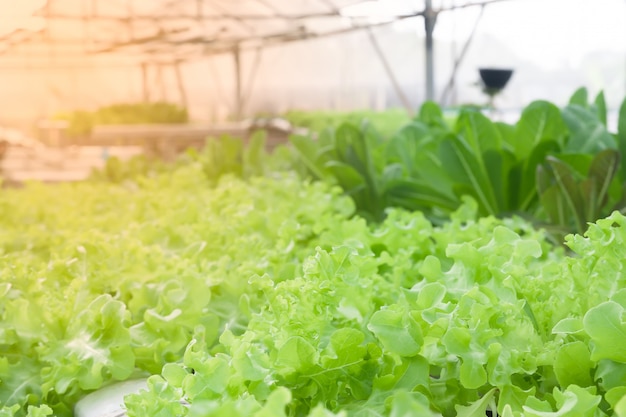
[0,0,47,36]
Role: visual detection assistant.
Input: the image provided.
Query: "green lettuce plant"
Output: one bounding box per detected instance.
[291,121,456,222]
[290,88,626,241]
[7,87,626,417]
[7,159,626,416]
[55,102,189,137]
[536,149,621,238]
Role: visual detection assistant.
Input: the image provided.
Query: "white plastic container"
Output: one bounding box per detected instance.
[74,379,148,417]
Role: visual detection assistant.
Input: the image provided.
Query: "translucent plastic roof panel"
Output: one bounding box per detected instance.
[1,0,534,79]
[0,0,389,60]
[1,0,519,65]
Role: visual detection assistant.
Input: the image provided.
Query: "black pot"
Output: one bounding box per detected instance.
[479,68,514,90]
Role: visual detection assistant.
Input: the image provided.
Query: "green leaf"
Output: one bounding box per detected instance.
[535,163,552,196]
[605,386,626,411]
[368,306,423,357]
[243,131,267,178]
[325,161,366,194]
[334,123,376,180]
[125,375,186,417]
[162,363,187,387]
[415,282,447,310]
[538,181,567,229]
[454,387,496,417]
[307,404,347,417]
[0,356,43,409]
[522,385,600,417]
[612,182,626,213]
[513,139,561,211]
[276,336,319,372]
[546,156,586,234]
[615,392,626,417]
[554,341,594,388]
[374,356,430,392]
[586,149,620,220]
[331,123,384,218]
[554,153,593,176]
[499,405,515,417]
[483,149,516,213]
[25,405,53,417]
[202,135,244,181]
[455,110,502,156]
[0,405,21,417]
[579,179,597,226]
[321,328,366,368]
[386,178,458,212]
[514,100,567,159]
[569,87,588,107]
[495,121,516,153]
[440,137,498,216]
[41,294,135,393]
[232,343,270,381]
[552,318,584,335]
[460,358,488,389]
[253,387,291,417]
[380,163,403,184]
[617,97,626,182]
[390,391,439,417]
[594,360,626,392]
[386,122,442,181]
[183,354,231,399]
[498,385,536,416]
[418,101,447,129]
[290,134,328,180]
[562,105,615,154]
[583,301,626,362]
[442,327,487,389]
[594,91,607,126]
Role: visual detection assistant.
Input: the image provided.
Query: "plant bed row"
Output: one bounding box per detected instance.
[2,88,626,417]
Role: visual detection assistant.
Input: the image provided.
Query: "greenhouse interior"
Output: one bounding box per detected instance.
[1,0,626,416]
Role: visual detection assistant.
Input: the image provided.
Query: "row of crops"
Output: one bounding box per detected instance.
[2,87,626,417]
[54,102,189,138]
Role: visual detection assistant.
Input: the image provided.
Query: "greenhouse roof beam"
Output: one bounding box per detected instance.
[92,28,190,54]
[31,11,342,21]
[91,10,427,55]
[84,0,516,57]
[6,0,519,57]
[201,1,257,34]
[0,0,524,108]
[31,0,515,22]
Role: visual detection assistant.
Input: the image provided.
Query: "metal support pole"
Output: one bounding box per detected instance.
[424,0,437,102]
[141,62,149,102]
[233,44,243,120]
[173,61,188,109]
[156,64,166,101]
[366,27,413,116]
[440,4,486,105]
[241,47,264,115]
